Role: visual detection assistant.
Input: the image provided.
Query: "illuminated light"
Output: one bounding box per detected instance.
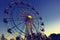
[21,35,25,39]
[28,15,32,19]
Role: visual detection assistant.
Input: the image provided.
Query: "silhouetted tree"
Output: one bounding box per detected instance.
[48,33,60,40]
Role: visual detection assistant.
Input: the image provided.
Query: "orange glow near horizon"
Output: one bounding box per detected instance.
[44,19,60,36]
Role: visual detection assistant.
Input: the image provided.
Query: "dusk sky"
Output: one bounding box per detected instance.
[0,0,60,39]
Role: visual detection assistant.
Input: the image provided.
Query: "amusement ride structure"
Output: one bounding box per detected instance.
[3,0,45,40]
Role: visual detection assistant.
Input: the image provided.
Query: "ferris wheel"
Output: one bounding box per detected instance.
[3,0,45,40]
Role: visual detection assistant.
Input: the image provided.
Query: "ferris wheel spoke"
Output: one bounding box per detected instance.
[32,23,38,33]
[6,17,23,21]
[17,27,25,33]
[10,19,22,21]
[10,23,25,34]
[9,22,24,30]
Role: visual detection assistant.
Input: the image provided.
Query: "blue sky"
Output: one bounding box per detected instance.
[0,0,60,39]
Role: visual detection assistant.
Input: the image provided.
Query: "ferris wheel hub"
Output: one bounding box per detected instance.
[28,15,32,19]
